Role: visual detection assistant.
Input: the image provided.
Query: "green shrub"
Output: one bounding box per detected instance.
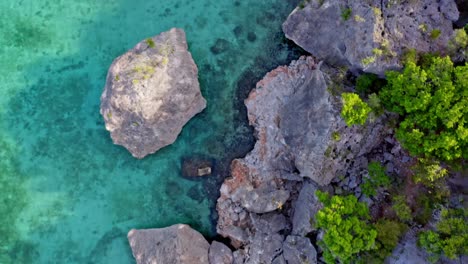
[341,93,372,126]
[453,29,468,49]
[379,56,468,161]
[332,131,341,141]
[418,208,468,261]
[145,38,155,48]
[341,8,352,21]
[367,93,384,117]
[316,191,377,264]
[356,73,378,94]
[412,158,448,187]
[392,195,412,222]
[367,219,407,262]
[414,192,434,225]
[430,29,441,39]
[361,161,391,197]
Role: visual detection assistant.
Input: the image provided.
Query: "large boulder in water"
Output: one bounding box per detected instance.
[283,0,459,75]
[100,28,206,158]
[127,224,210,264]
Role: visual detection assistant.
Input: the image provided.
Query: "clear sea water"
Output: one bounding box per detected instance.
[0,0,303,263]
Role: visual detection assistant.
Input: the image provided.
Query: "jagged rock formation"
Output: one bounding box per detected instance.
[216,56,387,263]
[127,224,210,264]
[283,0,459,75]
[100,28,206,158]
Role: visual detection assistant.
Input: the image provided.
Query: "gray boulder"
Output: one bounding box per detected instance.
[245,232,284,264]
[127,224,210,264]
[101,28,206,158]
[283,0,459,75]
[292,181,321,236]
[283,235,317,264]
[209,241,233,264]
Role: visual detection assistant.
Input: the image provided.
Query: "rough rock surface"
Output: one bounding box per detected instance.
[283,0,460,74]
[209,241,233,264]
[100,28,206,158]
[216,56,387,262]
[127,224,210,264]
[283,235,317,264]
[291,180,321,236]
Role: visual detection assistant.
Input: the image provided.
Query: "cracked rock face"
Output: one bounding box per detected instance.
[127,224,210,264]
[283,0,459,75]
[100,28,206,158]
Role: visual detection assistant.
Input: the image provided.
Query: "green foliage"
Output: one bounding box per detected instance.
[367,93,384,117]
[412,158,448,187]
[418,208,468,261]
[145,38,155,48]
[392,195,412,222]
[361,56,376,66]
[341,8,352,21]
[430,29,441,39]
[298,0,310,9]
[316,191,377,264]
[453,29,468,49]
[341,93,372,126]
[356,73,379,94]
[361,161,391,197]
[332,131,341,141]
[414,192,434,225]
[379,56,468,161]
[367,219,407,262]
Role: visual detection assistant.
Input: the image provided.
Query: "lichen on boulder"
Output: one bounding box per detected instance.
[100,28,206,158]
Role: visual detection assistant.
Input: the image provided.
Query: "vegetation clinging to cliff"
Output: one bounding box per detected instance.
[379,56,468,161]
[341,92,371,126]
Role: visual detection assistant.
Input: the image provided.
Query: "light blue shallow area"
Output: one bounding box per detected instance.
[0,0,302,263]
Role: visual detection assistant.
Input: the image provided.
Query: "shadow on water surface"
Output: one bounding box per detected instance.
[1,0,305,263]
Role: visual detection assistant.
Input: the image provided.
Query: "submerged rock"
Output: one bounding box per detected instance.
[127,224,210,264]
[283,0,459,75]
[182,156,214,177]
[100,28,206,158]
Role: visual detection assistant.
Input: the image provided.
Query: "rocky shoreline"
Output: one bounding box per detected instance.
[118,0,467,263]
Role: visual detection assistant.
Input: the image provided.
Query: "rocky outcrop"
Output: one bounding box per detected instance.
[127,224,210,264]
[216,56,388,262]
[100,28,206,158]
[283,0,460,75]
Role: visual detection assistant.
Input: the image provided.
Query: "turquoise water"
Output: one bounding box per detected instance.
[0,0,303,263]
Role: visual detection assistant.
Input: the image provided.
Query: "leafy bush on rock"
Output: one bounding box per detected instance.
[379,56,468,161]
[341,92,372,126]
[316,191,377,264]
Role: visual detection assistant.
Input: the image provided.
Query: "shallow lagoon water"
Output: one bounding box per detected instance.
[0,0,303,263]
